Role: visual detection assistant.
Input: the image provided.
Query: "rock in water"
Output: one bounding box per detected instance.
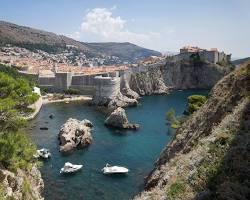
[108,91,138,108]
[105,107,139,130]
[49,113,54,119]
[58,118,93,153]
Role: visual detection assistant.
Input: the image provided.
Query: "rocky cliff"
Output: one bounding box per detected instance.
[134,62,250,200]
[128,60,232,95]
[0,166,44,200]
[162,60,233,89]
[129,67,169,95]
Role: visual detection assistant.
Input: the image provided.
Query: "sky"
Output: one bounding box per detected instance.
[0,0,249,58]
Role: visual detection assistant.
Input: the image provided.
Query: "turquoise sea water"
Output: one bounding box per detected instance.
[28,90,208,200]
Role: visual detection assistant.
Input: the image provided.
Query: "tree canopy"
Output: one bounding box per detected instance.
[0,66,39,174]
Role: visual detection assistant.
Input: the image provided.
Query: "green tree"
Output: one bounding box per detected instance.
[0,69,39,173]
[186,95,207,115]
[0,131,37,172]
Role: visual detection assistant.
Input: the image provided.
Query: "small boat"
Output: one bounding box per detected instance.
[34,148,51,159]
[102,163,129,174]
[40,127,48,130]
[60,162,83,174]
[65,101,69,104]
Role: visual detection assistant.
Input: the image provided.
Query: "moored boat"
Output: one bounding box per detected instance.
[102,163,129,174]
[60,162,83,174]
[34,148,51,159]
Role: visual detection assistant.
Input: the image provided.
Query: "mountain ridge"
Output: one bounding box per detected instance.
[0,20,161,63]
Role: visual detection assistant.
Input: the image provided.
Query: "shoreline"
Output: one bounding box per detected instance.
[42,95,92,105]
[25,95,93,120]
[24,96,43,120]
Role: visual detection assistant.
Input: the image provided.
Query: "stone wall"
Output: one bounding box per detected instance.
[94,76,120,99]
[54,72,72,92]
[175,51,231,64]
[38,76,55,86]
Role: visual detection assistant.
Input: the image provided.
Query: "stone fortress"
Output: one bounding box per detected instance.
[37,45,232,107]
[38,69,121,95]
[176,46,231,64]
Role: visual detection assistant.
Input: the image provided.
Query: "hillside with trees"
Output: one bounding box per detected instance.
[0,64,43,199]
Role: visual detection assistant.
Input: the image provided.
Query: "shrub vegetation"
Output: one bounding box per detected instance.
[0,67,39,175]
[166,109,180,129]
[64,88,80,95]
[186,95,207,115]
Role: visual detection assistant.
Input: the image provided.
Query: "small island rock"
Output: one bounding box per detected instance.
[104,107,139,130]
[58,118,93,153]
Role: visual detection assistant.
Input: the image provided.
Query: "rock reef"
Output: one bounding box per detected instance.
[105,107,139,130]
[58,118,93,153]
[134,62,250,200]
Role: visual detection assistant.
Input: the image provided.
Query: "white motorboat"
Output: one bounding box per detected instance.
[60,162,83,174]
[102,163,129,174]
[34,148,51,159]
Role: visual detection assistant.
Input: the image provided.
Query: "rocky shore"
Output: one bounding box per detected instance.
[58,118,93,153]
[134,62,250,200]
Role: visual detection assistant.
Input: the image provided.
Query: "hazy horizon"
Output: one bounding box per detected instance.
[0,0,249,57]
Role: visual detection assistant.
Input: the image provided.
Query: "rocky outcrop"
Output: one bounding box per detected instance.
[129,67,169,95]
[128,60,233,96]
[92,91,138,109]
[0,166,44,200]
[58,118,93,153]
[108,91,138,108]
[161,60,233,89]
[105,107,139,130]
[134,63,250,200]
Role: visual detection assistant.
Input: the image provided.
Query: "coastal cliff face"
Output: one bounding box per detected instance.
[162,60,232,89]
[0,166,44,200]
[92,60,231,108]
[129,67,169,95]
[128,60,232,95]
[134,63,250,200]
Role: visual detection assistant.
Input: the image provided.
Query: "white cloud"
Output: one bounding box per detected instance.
[66,7,176,51]
[68,31,81,40]
[80,7,157,46]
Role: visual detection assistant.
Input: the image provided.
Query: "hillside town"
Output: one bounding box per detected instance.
[0,45,129,74]
[0,44,169,76]
[0,44,232,77]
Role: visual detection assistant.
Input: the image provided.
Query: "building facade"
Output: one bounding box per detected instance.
[178,46,231,64]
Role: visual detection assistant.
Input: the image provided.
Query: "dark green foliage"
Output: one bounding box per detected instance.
[186,95,207,115]
[0,41,65,54]
[0,63,36,85]
[0,63,20,78]
[0,69,39,173]
[64,88,80,95]
[0,72,39,113]
[0,131,37,172]
[0,71,38,132]
[0,109,26,133]
[190,53,204,65]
